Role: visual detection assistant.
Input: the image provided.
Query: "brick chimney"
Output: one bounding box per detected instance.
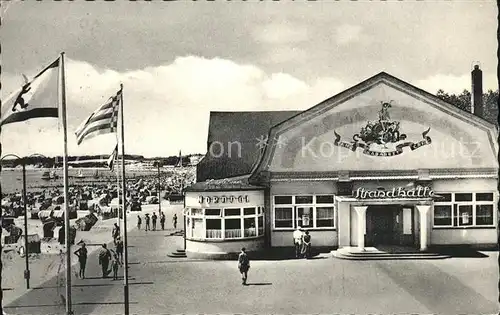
[471,64,483,117]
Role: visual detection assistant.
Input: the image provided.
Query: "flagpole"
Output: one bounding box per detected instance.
[119,84,130,315]
[59,52,73,315]
[116,149,120,230]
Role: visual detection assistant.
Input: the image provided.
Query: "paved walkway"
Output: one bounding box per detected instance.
[4,207,499,314]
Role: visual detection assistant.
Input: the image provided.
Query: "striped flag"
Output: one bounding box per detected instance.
[75,89,121,145]
[107,144,118,171]
[1,58,60,126]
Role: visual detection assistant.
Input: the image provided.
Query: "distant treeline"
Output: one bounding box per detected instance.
[0,153,203,168]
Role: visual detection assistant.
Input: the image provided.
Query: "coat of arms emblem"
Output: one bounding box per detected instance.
[334,101,432,157]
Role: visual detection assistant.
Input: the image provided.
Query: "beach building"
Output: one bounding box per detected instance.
[184,67,498,258]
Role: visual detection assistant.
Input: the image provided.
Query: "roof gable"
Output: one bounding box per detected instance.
[250,72,498,179]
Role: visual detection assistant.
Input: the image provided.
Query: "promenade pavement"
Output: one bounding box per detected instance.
[4,203,499,314]
[2,201,180,311]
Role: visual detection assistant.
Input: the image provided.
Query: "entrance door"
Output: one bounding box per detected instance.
[366,205,398,246]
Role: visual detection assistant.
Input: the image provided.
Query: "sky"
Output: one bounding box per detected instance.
[1,1,498,158]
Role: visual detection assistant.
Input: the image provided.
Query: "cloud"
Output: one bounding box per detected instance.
[1,56,344,158]
[415,73,498,95]
[336,24,363,45]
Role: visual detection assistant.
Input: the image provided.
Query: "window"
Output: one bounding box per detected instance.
[225,218,241,238]
[206,219,222,238]
[272,195,335,230]
[275,207,293,228]
[458,205,473,226]
[476,204,494,225]
[433,205,452,226]
[316,207,335,227]
[185,206,265,240]
[433,192,496,228]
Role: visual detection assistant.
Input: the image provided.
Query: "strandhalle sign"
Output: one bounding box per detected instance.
[333,101,432,157]
[354,186,434,199]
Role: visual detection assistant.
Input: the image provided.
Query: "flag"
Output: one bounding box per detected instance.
[75,89,121,145]
[1,58,60,126]
[107,144,118,171]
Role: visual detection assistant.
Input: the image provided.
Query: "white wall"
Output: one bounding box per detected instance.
[270,181,336,195]
[271,230,338,247]
[432,178,497,192]
[431,228,497,245]
[186,237,265,254]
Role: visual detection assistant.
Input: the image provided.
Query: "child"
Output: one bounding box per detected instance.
[111,251,121,280]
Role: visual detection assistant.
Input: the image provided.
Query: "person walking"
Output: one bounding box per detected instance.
[238,247,250,285]
[293,226,303,258]
[173,213,178,229]
[301,230,312,259]
[111,250,121,280]
[98,244,112,278]
[137,215,142,230]
[160,213,166,230]
[112,223,120,243]
[145,213,151,231]
[74,242,88,279]
[115,236,124,264]
[152,212,158,231]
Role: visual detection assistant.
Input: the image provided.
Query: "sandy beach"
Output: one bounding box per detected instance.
[2,201,178,306]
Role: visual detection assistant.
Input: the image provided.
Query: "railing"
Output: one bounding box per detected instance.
[244,228,257,237]
[206,229,222,239]
[225,229,241,239]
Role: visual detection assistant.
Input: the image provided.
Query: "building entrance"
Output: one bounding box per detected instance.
[366,204,414,246]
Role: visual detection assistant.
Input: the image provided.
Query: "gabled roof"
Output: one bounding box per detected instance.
[196,110,300,182]
[249,71,498,182]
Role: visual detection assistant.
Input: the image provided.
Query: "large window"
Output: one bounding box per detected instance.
[433,192,496,227]
[272,195,336,230]
[185,206,265,240]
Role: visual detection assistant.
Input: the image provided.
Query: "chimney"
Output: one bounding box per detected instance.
[471,63,483,117]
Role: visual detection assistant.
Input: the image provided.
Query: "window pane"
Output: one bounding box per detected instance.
[476,193,494,202]
[224,208,241,216]
[316,195,334,204]
[455,193,472,202]
[205,208,221,216]
[274,196,292,204]
[476,205,494,225]
[297,207,313,228]
[191,218,204,239]
[206,219,222,238]
[244,207,256,215]
[433,205,452,226]
[458,205,473,226]
[244,218,256,237]
[275,207,293,228]
[316,206,334,227]
[436,193,452,202]
[225,219,241,238]
[206,219,221,229]
[191,208,203,216]
[295,195,313,204]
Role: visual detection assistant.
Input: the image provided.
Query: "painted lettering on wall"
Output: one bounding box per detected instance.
[354,186,434,199]
[198,195,250,204]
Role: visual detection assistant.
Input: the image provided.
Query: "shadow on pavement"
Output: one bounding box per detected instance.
[246,283,272,286]
[434,248,489,258]
[80,276,136,280]
[5,301,139,309]
[33,283,116,289]
[249,248,334,261]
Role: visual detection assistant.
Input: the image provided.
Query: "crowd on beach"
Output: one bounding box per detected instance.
[0,166,194,246]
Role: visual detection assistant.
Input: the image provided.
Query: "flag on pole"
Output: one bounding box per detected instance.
[1,58,60,126]
[107,144,118,171]
[75,89,121,145]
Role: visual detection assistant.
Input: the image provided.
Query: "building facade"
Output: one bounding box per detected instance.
[185,70,498,258]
